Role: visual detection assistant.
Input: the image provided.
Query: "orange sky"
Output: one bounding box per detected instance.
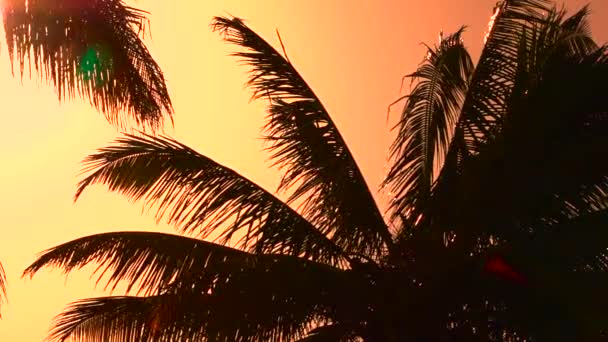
[0,0,606,340]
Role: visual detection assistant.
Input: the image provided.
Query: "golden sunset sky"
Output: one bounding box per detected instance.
[0,0,606,340]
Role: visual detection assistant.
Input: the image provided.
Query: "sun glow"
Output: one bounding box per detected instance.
[484,2,502,44]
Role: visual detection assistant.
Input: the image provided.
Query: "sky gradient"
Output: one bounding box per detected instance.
[0,0,607,340]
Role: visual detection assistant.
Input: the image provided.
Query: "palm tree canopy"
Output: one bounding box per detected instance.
[24,0,608,341]
[2,0,173,129]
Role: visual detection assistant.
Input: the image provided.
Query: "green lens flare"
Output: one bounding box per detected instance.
[79,46,112,85]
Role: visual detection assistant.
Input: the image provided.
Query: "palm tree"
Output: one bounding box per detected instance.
[0,0,173,313]
[23,0,608,340]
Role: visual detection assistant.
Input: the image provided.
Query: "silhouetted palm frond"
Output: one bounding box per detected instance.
[47,290,326,342]
[23,231,255,295]
[46,294,226,342]
[73,134,347,266]
[2,0,173,129]
[27,232,353,342]
[384,28,473,226]
[390,0,556,238]
[415,2,604,238]
[456,0,551,153]
[534,5,598,59]
[420,1,553,207]
[451,43,607,241]
[211,16,392,259]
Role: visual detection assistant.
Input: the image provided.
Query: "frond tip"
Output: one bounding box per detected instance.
[2,0,173,130]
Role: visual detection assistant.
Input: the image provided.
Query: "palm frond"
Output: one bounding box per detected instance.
[46,294,217,342]
[507,5,598,86]
[546,5,597,57]
[456,0,551,154]
[211,16,392,259]
[48,290,325,342]
[47,295,164,342]
[483,39,608,233]
[27,232,353,342]
[413,2,605,240]
[74,133,347,266]
[22,229,353,304]
[458,1,596,149]
[392,0,553,240]
[23,231,253,296]
[2,0,173,130]
[384,28,473,226]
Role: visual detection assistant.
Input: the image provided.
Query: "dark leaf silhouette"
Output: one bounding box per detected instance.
[384,27,473,225]
[3,0,173,129]
[26,232,354,342]
[73,134,347,266]
[23,231,255,295]
[212,16,393,259]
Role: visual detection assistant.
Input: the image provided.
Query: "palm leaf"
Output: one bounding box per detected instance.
[464,40,608,238]
[211,16,392,259]
[455,0,551,153]
[48,295,165,342]
[47,291,324,342]
[26,232,353,341]
[419,0,552,192]
[23,231,254,296]
[23,230,350,301]
[46,294,210,342]
[2,0,173,129]
[384,28,473,226]
[74,133,347,266]
[413,2,605,242]
[391,0,553,239]
[537,5,597,59]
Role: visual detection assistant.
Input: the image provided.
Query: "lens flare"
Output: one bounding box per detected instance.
[79,45,112,85]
